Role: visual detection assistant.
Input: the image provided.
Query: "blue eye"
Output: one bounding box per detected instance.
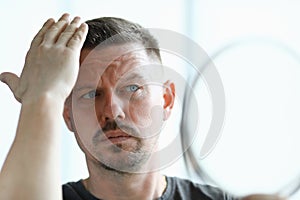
[82,90,98,99]
[125,85,139,92]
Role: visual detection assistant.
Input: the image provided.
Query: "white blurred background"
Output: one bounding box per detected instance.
[1,0,300,199]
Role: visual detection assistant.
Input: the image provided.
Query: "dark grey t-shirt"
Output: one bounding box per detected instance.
[63,176,237,200]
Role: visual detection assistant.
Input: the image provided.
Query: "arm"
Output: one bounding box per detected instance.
[0,96,64,200]
[0,13,88,200]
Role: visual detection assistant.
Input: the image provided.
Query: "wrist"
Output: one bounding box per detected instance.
[21,92,67,107]
[17,92,65,139]
[20,92,66,120]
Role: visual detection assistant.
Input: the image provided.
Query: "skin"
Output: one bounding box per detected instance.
[63,44,175,199]
[0,13,285,200]
[0,13,88,200]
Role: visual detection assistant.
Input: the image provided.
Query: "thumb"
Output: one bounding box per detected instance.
[0,72,21,102]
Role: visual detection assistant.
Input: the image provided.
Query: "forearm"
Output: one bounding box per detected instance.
[0,94,64,200]
[0,13,87,200]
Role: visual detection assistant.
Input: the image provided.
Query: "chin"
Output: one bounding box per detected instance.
[95,149,151,174]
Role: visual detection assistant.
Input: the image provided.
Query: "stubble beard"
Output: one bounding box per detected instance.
[94,140,152,174]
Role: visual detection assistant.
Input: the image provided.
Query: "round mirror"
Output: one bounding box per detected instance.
[185,39,300,198]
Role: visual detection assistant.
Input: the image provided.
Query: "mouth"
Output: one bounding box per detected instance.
[102,130,133,144]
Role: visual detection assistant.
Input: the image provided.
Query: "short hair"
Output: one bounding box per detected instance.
[83,17,162,62]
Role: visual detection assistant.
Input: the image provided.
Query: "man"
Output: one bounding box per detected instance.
[61,15,233,200]
[0,14,284,200]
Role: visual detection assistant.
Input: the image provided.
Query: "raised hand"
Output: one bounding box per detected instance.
[0,13,88,104]
[0,14,88,200]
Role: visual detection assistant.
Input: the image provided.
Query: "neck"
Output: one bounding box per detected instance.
[83,158,167,200]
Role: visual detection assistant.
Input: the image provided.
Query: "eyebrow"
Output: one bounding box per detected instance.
[73,85,98,92]
[119,72,147,82]
[73,72,148,92]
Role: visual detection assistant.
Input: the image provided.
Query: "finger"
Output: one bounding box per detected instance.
[0,72,21,102]
[30,18,55,47]
[56,16,81,46]
[42,13,70,45]
[67,22,88,50]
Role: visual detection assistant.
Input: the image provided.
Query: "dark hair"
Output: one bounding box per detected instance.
[83,17,161,62]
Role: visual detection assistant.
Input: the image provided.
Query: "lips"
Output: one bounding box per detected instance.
[102,130,133,144]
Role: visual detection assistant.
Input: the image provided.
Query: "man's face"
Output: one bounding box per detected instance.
[63,43,175,173]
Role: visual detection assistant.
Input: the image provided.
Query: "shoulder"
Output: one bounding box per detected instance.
[62,181,82,200]
[62,180,97,200]
[164,176,237,200]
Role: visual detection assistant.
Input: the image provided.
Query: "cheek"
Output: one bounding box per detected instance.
[73,99,98,121]
[74,107,96,123]
[71,104,99,137]
[127,97,164,134]
[128,100,152,124]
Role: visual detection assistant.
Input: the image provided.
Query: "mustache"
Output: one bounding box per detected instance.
[94,120,139,138]
[102,120,118,132]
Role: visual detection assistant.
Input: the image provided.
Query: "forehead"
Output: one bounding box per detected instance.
[80,43,149,63]
[77,44,161,86]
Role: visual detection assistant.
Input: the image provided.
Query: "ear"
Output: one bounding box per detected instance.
[63,100,75,132]
[163,80,175,120]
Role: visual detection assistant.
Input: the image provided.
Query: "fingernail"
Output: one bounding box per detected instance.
[43,18,55,26]
[59,13,70,21]
[71,16,81,24]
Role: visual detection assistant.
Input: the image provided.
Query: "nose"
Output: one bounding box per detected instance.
[96,90,125,124]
